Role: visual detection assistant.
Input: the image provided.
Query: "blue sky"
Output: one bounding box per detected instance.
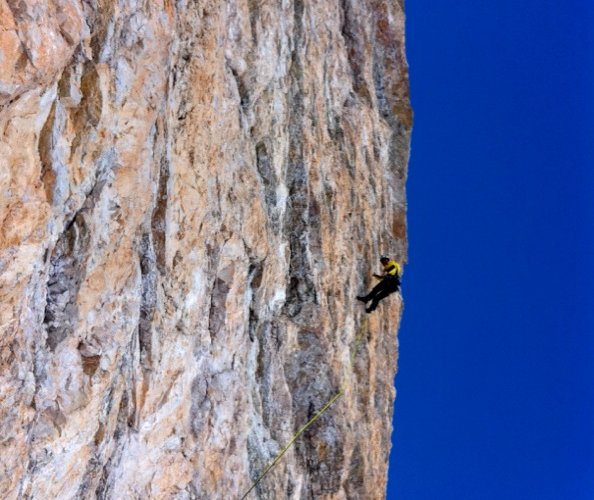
[388,1,594,499]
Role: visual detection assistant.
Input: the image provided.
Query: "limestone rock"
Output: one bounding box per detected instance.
[0,0,411,498]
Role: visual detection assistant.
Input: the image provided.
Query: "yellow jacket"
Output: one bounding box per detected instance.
[384,260,401,277]
[375,260,401,280]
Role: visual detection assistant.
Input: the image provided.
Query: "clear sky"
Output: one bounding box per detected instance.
[388,1,594,499]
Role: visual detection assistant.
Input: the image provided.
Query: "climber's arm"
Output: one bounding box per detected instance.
[384,263,396,275]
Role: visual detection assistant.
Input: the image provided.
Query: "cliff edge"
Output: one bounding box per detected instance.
[0,0,411,498]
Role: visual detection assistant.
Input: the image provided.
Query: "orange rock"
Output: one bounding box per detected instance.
[0,1,410,498]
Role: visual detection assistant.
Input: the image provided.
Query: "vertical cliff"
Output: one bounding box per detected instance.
[0,0,411,498]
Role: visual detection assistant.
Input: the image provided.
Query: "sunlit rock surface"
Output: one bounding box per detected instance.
[0,0,411,498]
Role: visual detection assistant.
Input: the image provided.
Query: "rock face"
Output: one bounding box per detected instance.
[0,0,411,498]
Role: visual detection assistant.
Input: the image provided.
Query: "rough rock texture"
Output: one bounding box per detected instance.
[0,0,411,498]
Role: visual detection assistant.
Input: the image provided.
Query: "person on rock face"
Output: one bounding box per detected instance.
[357,256,401,313]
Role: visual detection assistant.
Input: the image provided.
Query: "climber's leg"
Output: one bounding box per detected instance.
[365,283,399,313]
[357,281,386,303]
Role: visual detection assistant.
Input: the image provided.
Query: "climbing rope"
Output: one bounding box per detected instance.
[239,389,344,500]
[240,317,368,499]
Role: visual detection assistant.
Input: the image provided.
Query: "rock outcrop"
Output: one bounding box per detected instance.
[0,0,411,498]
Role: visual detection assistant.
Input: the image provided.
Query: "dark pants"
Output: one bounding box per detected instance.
[361,278,399,311]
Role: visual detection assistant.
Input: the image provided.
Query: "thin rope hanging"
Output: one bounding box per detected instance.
[240,317,368,499]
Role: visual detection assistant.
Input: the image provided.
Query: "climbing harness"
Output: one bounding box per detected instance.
[240,317,369,499]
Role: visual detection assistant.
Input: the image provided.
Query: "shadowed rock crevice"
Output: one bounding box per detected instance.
[247,259,264,342]
[246,0,260,44]
[94,341,139,498]
[70,61,104,157]
[190,376,210,438]
[340,0,373,104]
[208,261,234,339]
[255,142,277,217]
[43,144,117,351]
[283,0,318,322]
[44,213,90,351]
[345,443,365,496]
[138,233,157,371]
[150,115,171,275]
[230,64,250,110]
[94,389,130,500]
[256,321,286,434]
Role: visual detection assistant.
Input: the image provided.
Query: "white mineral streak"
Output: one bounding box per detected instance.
[0,0,411,498]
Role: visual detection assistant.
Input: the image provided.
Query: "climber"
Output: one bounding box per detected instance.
[357,256,401,313]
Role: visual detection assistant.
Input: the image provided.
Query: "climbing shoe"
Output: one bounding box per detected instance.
[356,296,368,303]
